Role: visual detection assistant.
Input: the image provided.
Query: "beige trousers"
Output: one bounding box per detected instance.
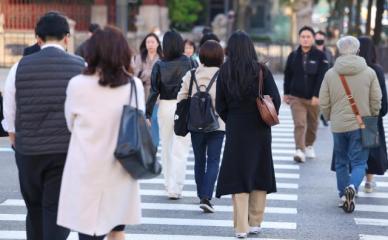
[232,191,267,233]
[289,96,320,150]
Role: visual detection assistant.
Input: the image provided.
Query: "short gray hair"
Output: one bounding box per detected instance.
[337,36,360,55]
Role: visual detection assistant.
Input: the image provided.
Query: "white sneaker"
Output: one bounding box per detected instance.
[235,232,247,238]
[305,146,316,159]
[249,226,262,234]
[293,149,305,163]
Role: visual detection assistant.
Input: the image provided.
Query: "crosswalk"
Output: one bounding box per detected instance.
[0,105,299,240]
[1,103,388,239]
[355,118,388,240]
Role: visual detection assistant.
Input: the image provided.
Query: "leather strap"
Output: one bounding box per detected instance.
[258,63,264,97]
[339,75,365,129]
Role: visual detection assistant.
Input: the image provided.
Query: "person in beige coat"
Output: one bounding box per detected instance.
[57,26,142,240]
[319,36,381,213]
[177,40,225,213]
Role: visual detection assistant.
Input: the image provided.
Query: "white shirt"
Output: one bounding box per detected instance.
[1,44,65,133]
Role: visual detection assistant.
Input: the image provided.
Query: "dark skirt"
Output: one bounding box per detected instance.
[216,111,277,198]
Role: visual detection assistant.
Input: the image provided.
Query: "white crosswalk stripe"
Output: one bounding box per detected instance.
[0,106,299,239]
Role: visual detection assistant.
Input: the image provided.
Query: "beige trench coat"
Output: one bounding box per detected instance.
[57,74,144,235]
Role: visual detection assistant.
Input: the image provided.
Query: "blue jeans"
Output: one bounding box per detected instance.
[151,104,159,147]
[191,131,225,200]
[333,129,369,197]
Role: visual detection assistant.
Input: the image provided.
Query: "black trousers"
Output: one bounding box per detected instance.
[78,225,125,240]
[14,151,70,240]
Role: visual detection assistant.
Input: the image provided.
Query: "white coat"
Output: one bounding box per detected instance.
[57,74,144,235]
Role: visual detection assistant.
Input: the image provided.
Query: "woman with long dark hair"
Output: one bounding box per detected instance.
[132,32,163,146]
[215,31,281,238]
[146,31,193,199]
[57,26,143,240]
[358,36,388,192]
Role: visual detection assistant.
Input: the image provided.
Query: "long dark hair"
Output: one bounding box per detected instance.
[358,36,377,66]
[223,31,258,99]
[162,31,184,61]
[84,26,133,87]
[140,32,162,63]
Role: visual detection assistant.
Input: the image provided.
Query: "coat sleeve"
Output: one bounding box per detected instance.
[177,70,191,103]
[283,52,294,95]
[263,65,281,113]
[319,73,331,121]
[374,65,387,117]
[64,78,80,132]
[215,71,228,122]
[369,70,382,116]
[313,52,329,97]
[146,62,160,119]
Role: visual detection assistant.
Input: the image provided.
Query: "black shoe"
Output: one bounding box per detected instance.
[199,199,215,213]
[343,186,356,213]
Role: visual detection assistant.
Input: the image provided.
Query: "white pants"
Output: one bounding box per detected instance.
[158,100,191,195]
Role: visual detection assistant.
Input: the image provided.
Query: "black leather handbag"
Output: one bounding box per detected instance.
[174,69,195,137]
[114,78,161,179]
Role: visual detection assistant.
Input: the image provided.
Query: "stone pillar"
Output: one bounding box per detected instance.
[91,0,108,27]
[137,0,169,35]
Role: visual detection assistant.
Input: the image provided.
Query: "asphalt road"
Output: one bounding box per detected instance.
[0,71,387,239]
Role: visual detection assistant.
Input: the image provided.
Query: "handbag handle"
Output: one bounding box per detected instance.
[188,69,195,98]
[258,63,264,98]
[128,77,139,110]
[339,75,365,129]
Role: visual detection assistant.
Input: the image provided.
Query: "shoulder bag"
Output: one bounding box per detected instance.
[339,74,379,148]
[256,64,279,126]
[114,78,162,179]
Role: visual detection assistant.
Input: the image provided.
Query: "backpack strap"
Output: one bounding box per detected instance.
[205,70,220,92]
[188,69,196,98]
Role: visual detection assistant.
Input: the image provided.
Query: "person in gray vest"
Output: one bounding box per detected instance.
[1,12,85,240]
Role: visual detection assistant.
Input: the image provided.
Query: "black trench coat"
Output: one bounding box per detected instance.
[215,65,281,198]
[331,64,388,175]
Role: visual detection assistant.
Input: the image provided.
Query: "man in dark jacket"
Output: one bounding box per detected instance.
[284,26,329,163]
[2,12,84,240]
[75,23,100,58]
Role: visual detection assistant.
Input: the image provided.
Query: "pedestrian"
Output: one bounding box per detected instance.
[183,39,199,68]
[146,31,193,200]
[315,31,335,67]
[315,30,334,127]
[75,23,100,59]
[132,32,162,146]
[330,36,388,193]
[177,40,225,213]
[1,12,85,240]
[0,92,7,137]
[199,32,220,47]
[215,31,281,238]
[283,26,329,163]
[57,26,143,240]
[319,36,381,213]
[358,36,388,193]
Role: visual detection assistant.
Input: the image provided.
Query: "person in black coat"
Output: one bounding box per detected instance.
[330,36,388,193]
[283,26,329,163]
[23,42,41,56]
[215,31,281,238]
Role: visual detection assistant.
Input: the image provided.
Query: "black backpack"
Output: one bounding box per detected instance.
[188,71,220,133]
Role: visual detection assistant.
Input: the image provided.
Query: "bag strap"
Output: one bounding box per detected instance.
[188,69,195,98]
[205,70,220,93]
[339,75,365,129]
[128,77,139,110]
[258,63,264,98]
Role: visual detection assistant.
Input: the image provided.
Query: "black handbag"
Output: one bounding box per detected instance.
[114,78,162,179]
[174,69,195,136]
[339,75,380,148]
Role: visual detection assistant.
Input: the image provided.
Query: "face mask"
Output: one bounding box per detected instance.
[315,39,325,46]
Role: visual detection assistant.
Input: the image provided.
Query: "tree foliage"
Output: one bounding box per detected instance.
[167,0,203,31]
